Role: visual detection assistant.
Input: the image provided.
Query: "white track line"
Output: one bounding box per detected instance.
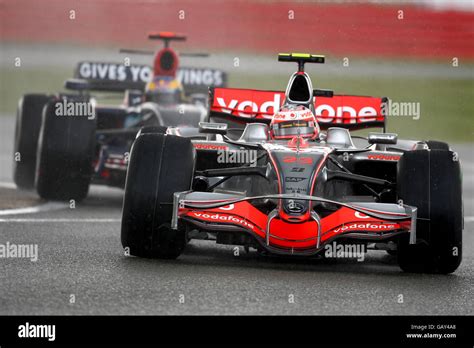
[0,218,121,222]
[0,182,17,189]
[0,182,472,223]
[0,202,68,216]
[0,181,70,216]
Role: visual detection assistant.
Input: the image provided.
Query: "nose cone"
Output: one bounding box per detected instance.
[279,199,310,223]
[267,215,320,249]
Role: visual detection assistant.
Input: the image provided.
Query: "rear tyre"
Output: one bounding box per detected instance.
[136,125,168,138]
[35,97,96,201]
[426,140,450,150]
[13,94,51,189]
[397,149,462,273]
[121,133,195,259]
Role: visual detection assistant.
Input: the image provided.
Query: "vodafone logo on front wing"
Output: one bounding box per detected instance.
[190,212,254,230]
[332,222,397,234]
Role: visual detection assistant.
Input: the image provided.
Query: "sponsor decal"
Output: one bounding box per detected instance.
[315,103,378,124]
[211,88,385,126]
[354,211,370,219]
[76,62,226,87]
[290,167,305,173]
[193,143,228,150]
[332,222,397,234]
[274,109,314,120]
[219,204,234,211]
[177,68,225,86]
[190,212,254,230]
[286,200,305,213]
[216,92,281,118]
[284,186,308,194]
[367,154,401,161]
[283,156,313,164]
[285,177,307,183]
[77,62,151,82]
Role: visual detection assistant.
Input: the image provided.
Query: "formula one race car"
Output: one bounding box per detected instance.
[121,53,463,274]
[13,32,227,200]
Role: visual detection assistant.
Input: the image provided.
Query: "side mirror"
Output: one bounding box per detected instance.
[64,78,90,91]
[368,132,398,145]
[198,122,228,135]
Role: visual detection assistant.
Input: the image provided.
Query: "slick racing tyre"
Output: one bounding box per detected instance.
[135,125,168,138]
[13,94,51,189]
[397,149,462,274]
[35,96,96,201]
[121,133,195,259]
[426,140,450,151]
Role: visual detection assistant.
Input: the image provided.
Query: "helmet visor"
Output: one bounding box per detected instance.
[272,120,315,138]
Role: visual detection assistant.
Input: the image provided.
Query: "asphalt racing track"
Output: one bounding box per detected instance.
[0,116,473,315]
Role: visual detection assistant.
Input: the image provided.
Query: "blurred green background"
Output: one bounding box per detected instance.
[2,65,472,142]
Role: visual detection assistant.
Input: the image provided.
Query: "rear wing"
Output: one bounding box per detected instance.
[209,87,387,130]
[74,61,227,94]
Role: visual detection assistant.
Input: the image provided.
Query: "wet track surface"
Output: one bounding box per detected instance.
[0,116,473,315]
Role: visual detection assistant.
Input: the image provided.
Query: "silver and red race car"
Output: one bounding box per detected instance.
[121,53,463,274]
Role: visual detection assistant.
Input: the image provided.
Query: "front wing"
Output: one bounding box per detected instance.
[172,192,417,255]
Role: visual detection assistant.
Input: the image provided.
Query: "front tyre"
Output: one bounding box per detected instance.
[121,133,195,259]
[397,149,462,274]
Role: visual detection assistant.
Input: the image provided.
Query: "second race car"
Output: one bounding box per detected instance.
[13,32,227,200]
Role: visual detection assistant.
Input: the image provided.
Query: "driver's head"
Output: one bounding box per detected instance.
[145,77,184,105]
[270,105,320,140]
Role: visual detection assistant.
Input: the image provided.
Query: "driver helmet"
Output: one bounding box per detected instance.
[145,76,184,105]
[270,104,320,140]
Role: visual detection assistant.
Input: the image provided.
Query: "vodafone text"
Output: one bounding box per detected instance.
[216,93,380,123]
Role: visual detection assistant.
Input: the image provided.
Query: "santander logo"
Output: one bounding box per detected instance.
[213,90,383,124]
